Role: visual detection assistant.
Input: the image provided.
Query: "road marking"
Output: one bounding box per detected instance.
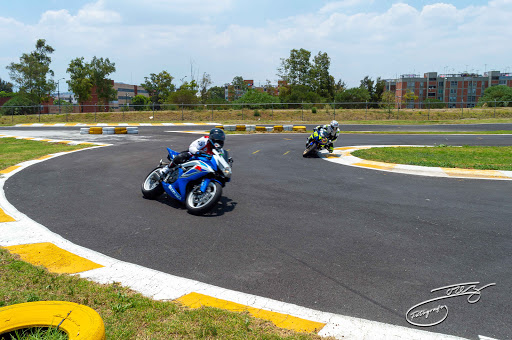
[0,208,16,222]
[252,150,260,154]
[0,166,21,174]
[177,292,325,333]
[283,151,290,155]
[4,242,104,274]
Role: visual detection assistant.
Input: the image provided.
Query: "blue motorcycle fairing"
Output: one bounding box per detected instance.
[161,149,218,202]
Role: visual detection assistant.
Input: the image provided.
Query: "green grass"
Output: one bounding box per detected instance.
[0,140,327,340]
[352,145,512,170]
[0,249,324,340]
[2,107,512,126]
[0,138,91,170]
[1,326,68,340]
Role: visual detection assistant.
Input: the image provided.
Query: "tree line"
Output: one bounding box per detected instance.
[2,41,511,116]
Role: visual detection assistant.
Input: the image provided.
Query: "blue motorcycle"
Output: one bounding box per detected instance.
[141,148,233,215]
[303,129,329,157]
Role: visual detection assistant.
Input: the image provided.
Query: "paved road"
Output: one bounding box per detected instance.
[3,125,512,339]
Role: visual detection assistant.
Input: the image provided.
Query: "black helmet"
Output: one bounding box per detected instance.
[209,128,225,148]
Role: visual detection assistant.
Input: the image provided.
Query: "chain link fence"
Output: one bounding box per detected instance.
[1,101,511,125]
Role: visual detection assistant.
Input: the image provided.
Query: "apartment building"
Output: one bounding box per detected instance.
[385,71,512,108]
[113,82,149,106]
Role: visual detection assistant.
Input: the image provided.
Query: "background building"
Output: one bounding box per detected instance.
[385,71,512,108]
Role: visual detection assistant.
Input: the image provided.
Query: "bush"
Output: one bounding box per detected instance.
[0,95,38,116]
[311,107,317,114]
[131,95,150,111]
[254,110,260,117]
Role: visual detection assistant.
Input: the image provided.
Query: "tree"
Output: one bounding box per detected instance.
[359,76,375,102]
[310,51,334,99]
[374,77,386,103]
[380,91,396,114]
[277,48,312,86]
[199,72,212,103]
[66,57,93,109]
[0,78,13,92]
[142,71,176,104]
[90,57,116,106]
[478,85,512,107]
[279,84,322,104]
[334,87,371,108]
[6,39,55,103]
[207,86,226,102]
[0,95,37,116]
[131,94,150,111]
[234,89,279,109]
[334,79,346,94]
[402,89,418,108]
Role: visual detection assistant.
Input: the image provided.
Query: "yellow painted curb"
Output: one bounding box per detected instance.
[215,125,224,130]
[36,155,54,160]
[353,160,397,170]
[0,207,16,222]
[273,125,283,132]
[0,165,21,174]
[4,242,104,274]
[236,125,246,131]
[292,126,306,132]
[442,168,508,179]
[255,126,266,132]
[177,292,325,333]
[0,301,105,340]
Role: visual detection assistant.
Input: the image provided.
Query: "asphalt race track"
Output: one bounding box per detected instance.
[3,125,512,339]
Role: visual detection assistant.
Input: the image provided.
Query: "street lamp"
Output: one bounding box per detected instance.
[57,78,65,114]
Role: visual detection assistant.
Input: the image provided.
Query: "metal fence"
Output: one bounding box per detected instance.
[1,101,511,124]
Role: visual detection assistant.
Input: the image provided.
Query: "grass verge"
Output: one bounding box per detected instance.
[0,249,323,339]
[0,138,91,170]
[0,140,326,339]
[352,145,512,171]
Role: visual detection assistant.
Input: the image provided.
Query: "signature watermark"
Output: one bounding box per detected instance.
[406,281,495,327]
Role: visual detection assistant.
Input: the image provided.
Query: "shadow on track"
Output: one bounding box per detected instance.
[148,194,237,217]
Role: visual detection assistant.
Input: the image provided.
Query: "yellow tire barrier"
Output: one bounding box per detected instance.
[215,125,224,130]
[255,126,266,132]
[0,301,105,340]
[273,125,283,132]
[235,125,246,131]
[292,126,307,132]
[89,127,103,135]
[114,127,127,134]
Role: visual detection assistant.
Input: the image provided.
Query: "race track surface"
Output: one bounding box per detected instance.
[3,125,511,339]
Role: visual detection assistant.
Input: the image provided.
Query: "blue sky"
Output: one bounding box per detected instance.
[1,0,511,91]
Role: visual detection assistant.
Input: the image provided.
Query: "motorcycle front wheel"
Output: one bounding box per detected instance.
[141,167,164,199]
[185,181,222,215]
[303,144,317,157]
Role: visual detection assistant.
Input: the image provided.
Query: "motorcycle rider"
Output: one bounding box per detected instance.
[307,120,340,153]
[161,128,226,180]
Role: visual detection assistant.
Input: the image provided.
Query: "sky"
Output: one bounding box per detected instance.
[1,0,511,92]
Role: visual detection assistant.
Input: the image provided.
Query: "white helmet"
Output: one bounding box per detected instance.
[330,120,339,130]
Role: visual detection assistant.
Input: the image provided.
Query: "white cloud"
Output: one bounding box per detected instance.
[2,1,512,88]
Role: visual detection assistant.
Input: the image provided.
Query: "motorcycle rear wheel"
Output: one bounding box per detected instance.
[141,167,164,199]
[186,181,222,215]
[303,144,317,157]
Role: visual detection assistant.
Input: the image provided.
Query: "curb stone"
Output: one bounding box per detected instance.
[321,145,512,180]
